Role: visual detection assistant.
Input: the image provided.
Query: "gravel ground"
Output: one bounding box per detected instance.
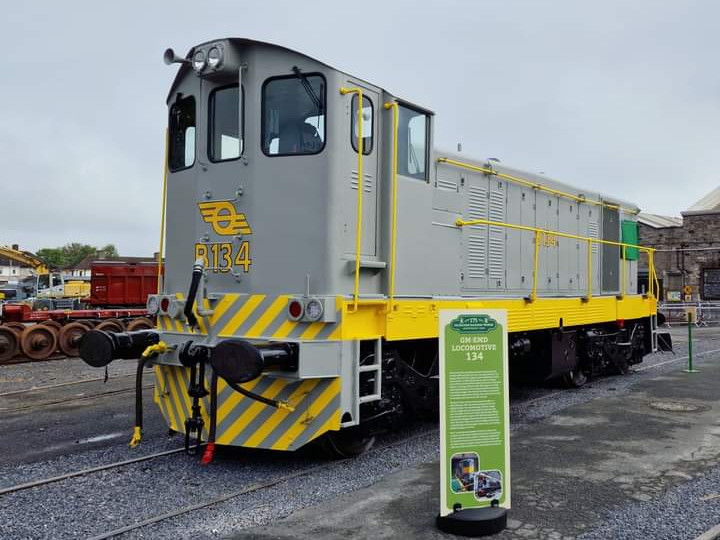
[579,465,720,540]
[0,329,717,539]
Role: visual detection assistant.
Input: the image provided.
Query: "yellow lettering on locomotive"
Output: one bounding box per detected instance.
[198,201,253,236]
[194,242,251,273]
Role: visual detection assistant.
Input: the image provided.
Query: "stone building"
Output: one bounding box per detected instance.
[638,187,720,302]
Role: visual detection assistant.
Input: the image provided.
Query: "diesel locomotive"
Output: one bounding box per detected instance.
[79,38,667,458]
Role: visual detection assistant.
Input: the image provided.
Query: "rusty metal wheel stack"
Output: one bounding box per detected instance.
[20,324,59,361]
[0,316,154,364]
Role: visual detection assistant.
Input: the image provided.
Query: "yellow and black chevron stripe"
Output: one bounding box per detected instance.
[153,364,341,451]
[157,294,342,341]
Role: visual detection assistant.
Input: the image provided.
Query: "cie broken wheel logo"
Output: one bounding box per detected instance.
[198,201,253,236]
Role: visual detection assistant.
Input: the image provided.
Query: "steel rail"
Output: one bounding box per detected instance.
[0,373,136,398]
[0,447,186,497]
[0,383,153,414]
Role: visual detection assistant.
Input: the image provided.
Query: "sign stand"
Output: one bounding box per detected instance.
[436,310,510,537]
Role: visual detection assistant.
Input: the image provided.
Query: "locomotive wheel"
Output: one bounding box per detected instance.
[96,319,125,333]
[0,327,21,362]
[20,325,59,361]
[41,320,63,333]
[562,369,588,388]
[318,427,376,458]
[58,322,89,357]
[126,317,154,331]
[3,322,26,333]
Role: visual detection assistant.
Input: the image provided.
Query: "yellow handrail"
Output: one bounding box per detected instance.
[438,157,639,215]
[384,101,399,313]
[157,128,169,293]
[340,87,364,313]
[456,217,655,301]
[587,238,593,301]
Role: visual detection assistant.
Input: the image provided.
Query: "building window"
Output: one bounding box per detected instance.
[703,269,720,300]
[397,104,428,181]
[351,94,373,155]
[262,73,326,156]
[209,85,244,161]
[168,95,196,172]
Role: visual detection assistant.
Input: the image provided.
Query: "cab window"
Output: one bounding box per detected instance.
[351,94,373,155]
[209,85,243,161]
[168,95,196,171]
[262,73,326,156]
[397,105,428,181]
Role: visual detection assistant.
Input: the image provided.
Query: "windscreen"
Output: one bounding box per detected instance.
[262,74,326,156]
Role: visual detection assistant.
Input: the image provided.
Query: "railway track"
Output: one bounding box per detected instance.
[0,372,135,398]
[0,428,438,540]
[0,383,153,414]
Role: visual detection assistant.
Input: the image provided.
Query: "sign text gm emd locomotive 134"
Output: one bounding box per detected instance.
[79,38,666,457]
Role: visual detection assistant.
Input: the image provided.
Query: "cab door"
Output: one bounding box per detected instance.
[342,84,380,258]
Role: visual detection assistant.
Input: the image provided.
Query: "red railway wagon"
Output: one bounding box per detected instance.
[87,261,160,307]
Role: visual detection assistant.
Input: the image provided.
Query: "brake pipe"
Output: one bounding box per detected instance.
[129,341,168,447]
[129,356,148,448]
[227,380,295,412]
[201,371,219,465]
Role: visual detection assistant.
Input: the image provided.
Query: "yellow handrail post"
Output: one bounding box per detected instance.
[340,87,364,313]
[586,239,593,301]
[384,101,399,315]
[620,245,626,298]
[530,231,540,302]
[157,128,169,294]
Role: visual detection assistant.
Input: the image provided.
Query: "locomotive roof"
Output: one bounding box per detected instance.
[167,37,434,114]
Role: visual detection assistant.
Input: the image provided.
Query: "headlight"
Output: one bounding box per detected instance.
[146,296,159,315]
[207,46,223,69]
[305,299,323,321]
[192,50,206,72]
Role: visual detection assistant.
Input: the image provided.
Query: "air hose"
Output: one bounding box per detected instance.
[129,341,168,447]
[183,259,204,329]
[201,371,218,465]
[227,380,295,412]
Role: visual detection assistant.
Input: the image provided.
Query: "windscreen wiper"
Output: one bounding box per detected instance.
[292,66,323,111]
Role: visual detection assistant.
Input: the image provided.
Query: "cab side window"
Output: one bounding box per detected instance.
[209,85,243,161]
[351,94,373,155]
[397,105,428,181]
[168,95,196,172]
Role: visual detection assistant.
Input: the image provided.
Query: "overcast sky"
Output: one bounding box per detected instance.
[2,0,718,256]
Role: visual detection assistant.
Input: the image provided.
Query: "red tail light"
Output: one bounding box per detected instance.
[288,300,303,320]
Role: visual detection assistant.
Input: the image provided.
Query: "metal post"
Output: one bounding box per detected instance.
[684,309,699,373]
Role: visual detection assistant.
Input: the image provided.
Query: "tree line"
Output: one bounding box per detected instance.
[36,243,119,269]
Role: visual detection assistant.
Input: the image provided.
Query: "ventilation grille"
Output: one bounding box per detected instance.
[351,170,373,192]
[588,221,599,254]
[467,234,487,278]
[467,186,488,223]
[436,178,458,191]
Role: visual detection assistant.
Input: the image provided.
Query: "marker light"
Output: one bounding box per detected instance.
[160,297,170,313]
[207,46,223,68]
[192,50,206,72]
[288,299,303,321]
[305,299,323,321]
[146,296,159,315]
[168,300,186,320]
